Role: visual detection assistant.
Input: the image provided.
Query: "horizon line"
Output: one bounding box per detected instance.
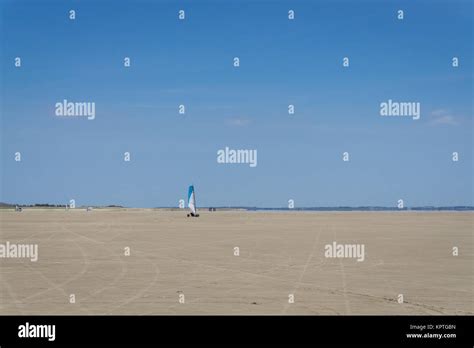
[2,202,473,211]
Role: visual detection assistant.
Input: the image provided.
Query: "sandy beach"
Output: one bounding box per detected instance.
[0,209,472,315]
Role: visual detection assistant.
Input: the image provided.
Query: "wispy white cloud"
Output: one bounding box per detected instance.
[227,118,251,127]
[430,109,448,117]
[428,109,459,126]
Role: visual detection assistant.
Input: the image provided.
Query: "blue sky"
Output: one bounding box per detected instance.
[1,0,472,207]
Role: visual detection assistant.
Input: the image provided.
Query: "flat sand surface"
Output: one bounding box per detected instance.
[0,210,472,315]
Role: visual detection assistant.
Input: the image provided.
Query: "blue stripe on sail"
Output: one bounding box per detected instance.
[188,185,194,202]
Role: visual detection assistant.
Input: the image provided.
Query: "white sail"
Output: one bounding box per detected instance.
[188,185,197,215]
